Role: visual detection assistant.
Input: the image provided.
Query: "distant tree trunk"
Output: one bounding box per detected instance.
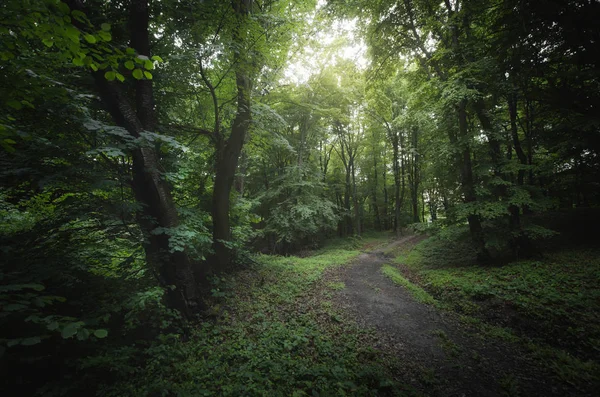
[383,142,390,230]
[371,136,381,231]
[410,127,420,223]
[392,134,401,236]
[508,93,533,257]
[422,192,426,223]
[351,157,360,236]
[457,100,488,261]
[88,0,202,316]
[344,164,353,235]
[212,0,253,270]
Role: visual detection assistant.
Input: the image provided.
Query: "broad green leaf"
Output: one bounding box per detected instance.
[104,71,116,81]
[143,60,154,70]
[94,329,108,338]
[98,31,111,42]
[21,337,41,346]
[100,23,111,31]
[47,321,59,331]
[124,61,135,70]
[90,63,98,72]
[77,328,90,341]
[65,26,80,43]
[143,71,153,80]
[84,34,96,44]
[57,2,70,14]
[116,73,125,82]
[4,303,27,311]
[42,39,53,48]
[71,10,87,23]
[72,57,84,66]
[6,100,22,110]
[132,69,143,80]
[151,55,163,62]
[61,322,82,339]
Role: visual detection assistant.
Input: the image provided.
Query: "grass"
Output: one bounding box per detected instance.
[392,233,600,393]
[96,235,417,397]
[380,265,436,305]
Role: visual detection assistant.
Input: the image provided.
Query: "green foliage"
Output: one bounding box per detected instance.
[90,242,410,396]
[380,265,436,305]
[259,165,339,251]
[394,236,600,388]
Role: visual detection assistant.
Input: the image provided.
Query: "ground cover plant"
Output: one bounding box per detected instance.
[391,231,600,392]
[88,236,414,397]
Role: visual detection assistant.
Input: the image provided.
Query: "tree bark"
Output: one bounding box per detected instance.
[211,0,253,269]
[371,134,381,231]
[392,134,401,236]
[87,0,202,316]
[458,100,488,261]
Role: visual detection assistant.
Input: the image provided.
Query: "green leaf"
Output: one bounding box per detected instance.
[71,10,87,23]
[90,63,98,71]
[144,60,154,70]
[132,69,143,80]
[98,31,111,42]
[104,71,116,81]
[61,322,82,339]
[100,23,111,31]
[72,57,84,66]
[4,303,27,311]
[57,2,70,15]
[42,39,54,48]
[124,60,135,70]
[6,100,23,110]
[77,328,90,341]
[144,71,153,80]
[151,55,163,62]
[47,321,59,331]
[116,72,125,82]
[65,26,80,43]
[93,329,108,338]
[21,337,41,346]
[84,34,96,44]
[126,47,136,55]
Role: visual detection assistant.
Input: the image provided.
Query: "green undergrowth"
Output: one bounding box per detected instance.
[380,265,435,305]
[394,234,600,392]
[96,237,415,396]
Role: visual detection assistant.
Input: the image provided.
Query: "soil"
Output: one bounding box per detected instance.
[329,235,577,397]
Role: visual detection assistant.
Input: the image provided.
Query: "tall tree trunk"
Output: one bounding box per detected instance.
[212,0,253,269]
[351,157,360,236]
[383,142,389,230]
[392,135,401,236]
[87,0,202,316]
[508,93,533,257]
[458,100,488,261]
[371,136,381,231]
[410,127,420,223]
[344,165,353,235]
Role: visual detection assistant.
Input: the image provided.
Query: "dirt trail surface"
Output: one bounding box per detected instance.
[331,236,569,397]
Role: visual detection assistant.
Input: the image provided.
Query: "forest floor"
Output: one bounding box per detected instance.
[99,233,598,396]
[327,235,594,397]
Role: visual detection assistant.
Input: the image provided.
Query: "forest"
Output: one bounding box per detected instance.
[1,0,599,395]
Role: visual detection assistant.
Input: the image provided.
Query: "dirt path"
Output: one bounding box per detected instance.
[331,236,566,397]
